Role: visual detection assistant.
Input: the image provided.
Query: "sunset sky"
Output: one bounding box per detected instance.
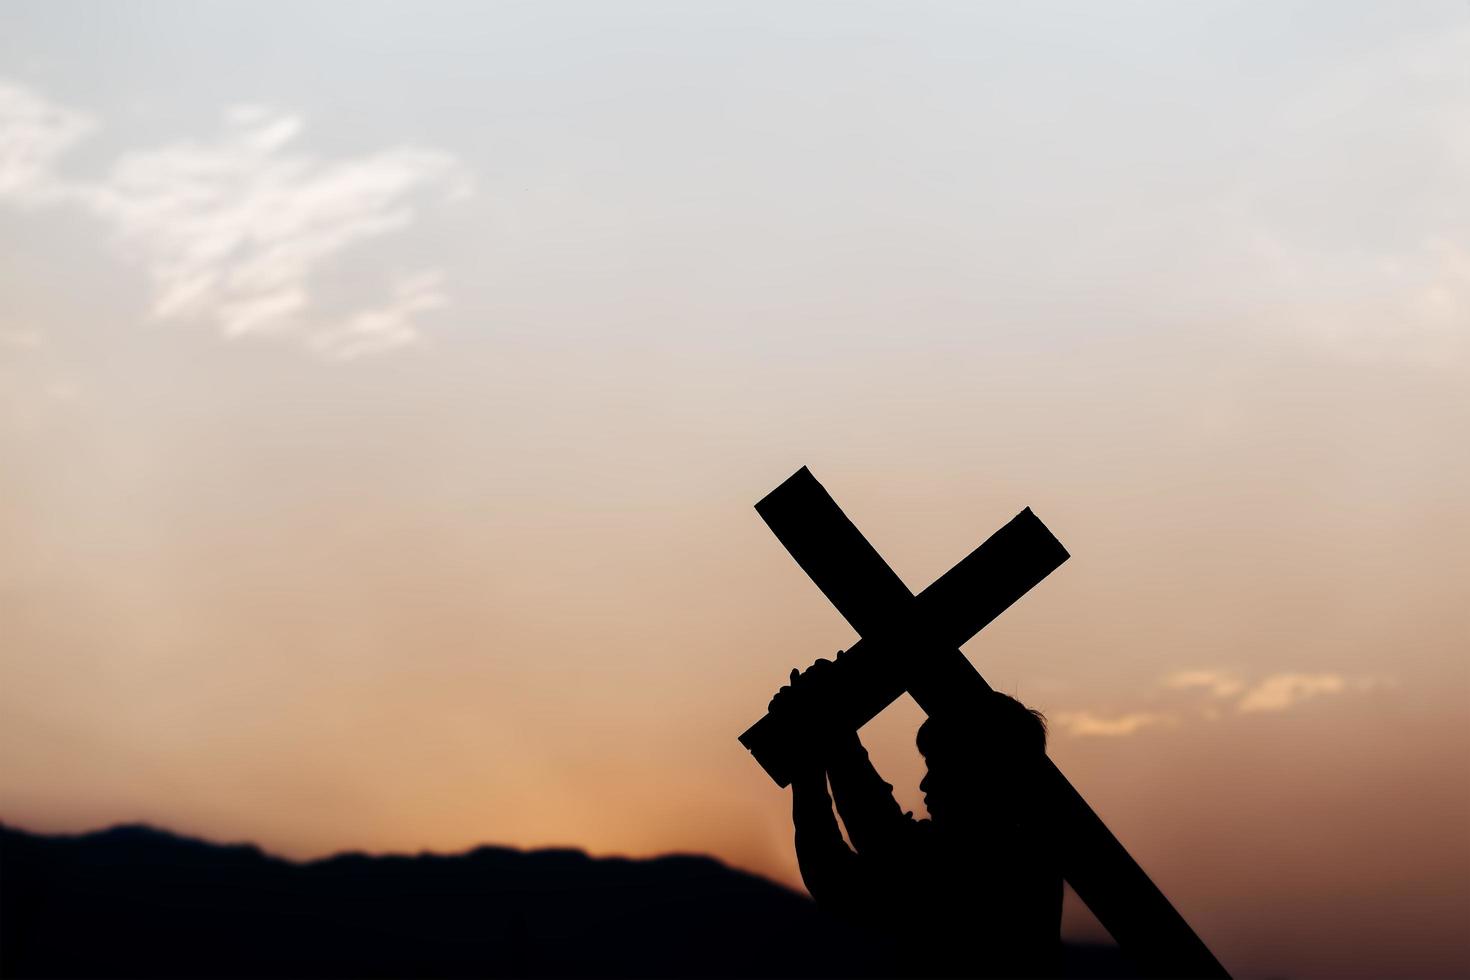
[2,3,1467,978]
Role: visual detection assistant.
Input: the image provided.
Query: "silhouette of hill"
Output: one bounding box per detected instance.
[0,823,1132,978]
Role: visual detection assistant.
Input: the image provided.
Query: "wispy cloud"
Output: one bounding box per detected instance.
[0,326,45,350]
[1166,669,1389,716]
[1051,711,1174,738]
[0,81,92,202]
[1052,670,1392,738]
[1245,232,1469,368]
[1163,669,1244,699]
[1226,28,1470,368]
[1235,673,1384,714]
[0,81,470,358]
[308,270,449,360]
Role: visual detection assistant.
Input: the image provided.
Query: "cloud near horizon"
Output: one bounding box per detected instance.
[1050,710,1175,738]
[1053,670,1391,737]
[0,80,470,358]
[1163,670,1245,699]
[1234,673,1388,714]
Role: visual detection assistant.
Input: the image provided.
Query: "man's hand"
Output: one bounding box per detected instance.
[766,654,860,773]
[767,654,842,715]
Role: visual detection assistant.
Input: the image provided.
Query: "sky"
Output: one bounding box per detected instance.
[1,2,1467,977]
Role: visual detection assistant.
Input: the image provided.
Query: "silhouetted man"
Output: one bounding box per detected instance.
[772,656,1062,978]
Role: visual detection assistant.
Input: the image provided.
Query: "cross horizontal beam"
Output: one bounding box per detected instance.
[739,483,1066,784]
[740,467,1229,980]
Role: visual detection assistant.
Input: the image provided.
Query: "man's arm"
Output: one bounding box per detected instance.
[790,769,863,916]
[769,662,867,917]
[769,656,915,857]
[824,731,915,856]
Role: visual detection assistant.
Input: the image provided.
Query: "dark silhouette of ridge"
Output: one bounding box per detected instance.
[0,822,1130,979]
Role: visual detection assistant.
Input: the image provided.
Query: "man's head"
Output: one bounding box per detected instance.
[916,692,1047,826]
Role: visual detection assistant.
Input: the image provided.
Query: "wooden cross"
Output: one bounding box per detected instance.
[739,467,1228,979]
